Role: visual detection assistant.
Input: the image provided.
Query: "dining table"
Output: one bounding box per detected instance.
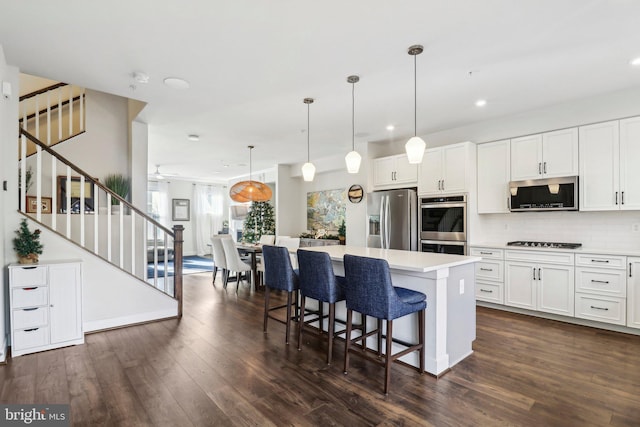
[235,243,264,290]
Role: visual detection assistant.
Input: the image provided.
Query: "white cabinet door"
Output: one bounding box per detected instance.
[49,263,83,344]
[537,264,574,316]
[619,117,640,210]
[628,258,640,329]
[579,121,620,211]
[394,154,418,184]
[477,140,510,213]
[442,144,467,193]
[373,157,396,187]
[505,262,536,309]
[419,149,442,194]
[511,134,543,181]
[542,128,578,178]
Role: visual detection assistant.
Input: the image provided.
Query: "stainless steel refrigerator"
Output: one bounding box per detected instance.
[367,188,418,251]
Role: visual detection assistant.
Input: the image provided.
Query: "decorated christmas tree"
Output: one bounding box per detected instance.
[242,201,275,243]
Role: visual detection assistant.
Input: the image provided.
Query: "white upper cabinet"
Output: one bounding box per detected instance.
[510,128,578,181]
[372,154,417,190]
[581,117,640,211]
[477,140,510,214]
[418,141,474,196]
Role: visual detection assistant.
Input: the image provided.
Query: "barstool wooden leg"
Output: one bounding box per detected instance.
[297,295,306,351]
[285,291,293,344]
[327,302,335,365]
[377,318,383,356]
[263,286,270,333]
[343,308,353,374]
[212,266,217,284]
[419,309,425,374]
[384,319,393,395]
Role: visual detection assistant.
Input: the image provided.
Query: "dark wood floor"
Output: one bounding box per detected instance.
[1,272,640,426]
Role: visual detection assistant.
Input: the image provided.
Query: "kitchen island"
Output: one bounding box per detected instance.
[300,245,481,376]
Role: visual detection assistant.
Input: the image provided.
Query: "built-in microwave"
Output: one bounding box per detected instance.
[509,176,578,212]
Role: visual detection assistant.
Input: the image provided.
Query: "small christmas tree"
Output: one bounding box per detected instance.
[13,219,43,263]
[242,201,275,243]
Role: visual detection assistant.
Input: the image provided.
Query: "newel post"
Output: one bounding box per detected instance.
[172,225,184,318]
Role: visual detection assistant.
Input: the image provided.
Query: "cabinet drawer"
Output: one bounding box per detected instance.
[12,286,48,308]
[505,250,574,265]
[575,293,626,325]
[575,268,626,297]
[12,307,48,330]
[10,266,47,287]
[475,260,504,281]
[576,254,626,269]
[470,247,504,259]
[13,326,50,351]
[476,281,503,304]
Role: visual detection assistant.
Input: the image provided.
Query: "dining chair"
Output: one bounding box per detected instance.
[262,245,299,344]
[296,249,346,365]
[210,235,229,287]
[259,234,275,245]
[342,254,426,395]
[275,235,291,245]
[221,237,252,292]
[277,237,300,269]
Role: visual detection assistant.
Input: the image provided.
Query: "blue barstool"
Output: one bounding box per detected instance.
[296,249,346,365]
[342,254,426,395]
[262,245,299,344]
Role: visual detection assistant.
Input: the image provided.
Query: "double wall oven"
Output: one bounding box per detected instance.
[420,194,467,255]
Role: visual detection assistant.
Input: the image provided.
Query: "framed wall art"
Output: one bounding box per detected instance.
[172,198,190,221]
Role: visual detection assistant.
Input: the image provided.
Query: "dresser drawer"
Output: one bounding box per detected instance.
[475,260,504,282]
[10,266,47,288]
[476,281,503,304]
[470,247,504,259]
[575,293,626,325]
[12,307,48,330]
[575,254,626,269]
[13,326,50,351]
[575,268,626,297]
[11,286,48,308]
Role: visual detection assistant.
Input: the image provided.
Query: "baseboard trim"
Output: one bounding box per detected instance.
[83,308,178,333]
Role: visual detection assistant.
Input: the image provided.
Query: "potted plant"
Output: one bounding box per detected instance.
[103,173,130,214]
[13,219,43,264]
[338,219,346,245]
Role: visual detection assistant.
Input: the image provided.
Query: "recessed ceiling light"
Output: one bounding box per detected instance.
[475,99,487,107]
[630,57,640,67]
[386,125,395,131]
[187,134,199,141]
[163,77,190,89]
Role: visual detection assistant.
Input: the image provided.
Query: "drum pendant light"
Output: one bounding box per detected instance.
[405,44,426,164]
[301,98,316,181]
[229,145,272,202]
[345,75,362,174]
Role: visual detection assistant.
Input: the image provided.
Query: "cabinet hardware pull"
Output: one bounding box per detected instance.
[479,252,493,255]
[543,162,547,174]
[630,263,633,278]
[23,308,38,311]
[480,289,493,293]
[622,191,625,205]
[442,180,445,190]
[538,268,542,280]
[23,328,39,332]
[533,268,537,280]
[590,280,610,284]
[21,266,37,270]
[590,306,609,311]
[615,191,619,205]
[538,162,542,174]
[22,287,37,291]
[480,268,493,271]
[591,259,609,263]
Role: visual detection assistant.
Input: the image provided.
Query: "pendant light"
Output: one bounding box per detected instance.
[229,145,272,202]
[405,44,426,164]
[345,75,362,174]
[301,98,316,181]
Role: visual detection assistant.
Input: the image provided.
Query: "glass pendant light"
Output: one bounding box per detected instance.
[229,145,272,202]
[345,75,362,174]
[301,98,316,181]
[405,44,426,164]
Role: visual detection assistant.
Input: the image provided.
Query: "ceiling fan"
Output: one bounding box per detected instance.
[151,165,179,180]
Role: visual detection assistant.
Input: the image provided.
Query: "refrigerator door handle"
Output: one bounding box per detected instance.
[380,195,386,249]
[385,195,391,249]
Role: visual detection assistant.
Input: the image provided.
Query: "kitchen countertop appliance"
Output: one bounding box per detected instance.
[367,188,418,251]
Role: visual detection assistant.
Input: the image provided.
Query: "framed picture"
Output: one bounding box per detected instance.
[172,198,190,221]
[57,176,95,213]
[348,184,364,204]
[26,196,52,214]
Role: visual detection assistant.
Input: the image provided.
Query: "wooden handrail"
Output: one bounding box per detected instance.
[20,128,174,237]
[19,83,68,102]
[19,94,84,123]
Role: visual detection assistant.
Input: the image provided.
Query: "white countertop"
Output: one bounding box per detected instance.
[299,245,481,273]
[471,242,640,257]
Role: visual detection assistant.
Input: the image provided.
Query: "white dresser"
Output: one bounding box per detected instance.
[9,260,84,357]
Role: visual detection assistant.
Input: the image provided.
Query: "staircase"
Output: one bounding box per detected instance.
[17,83,183,318]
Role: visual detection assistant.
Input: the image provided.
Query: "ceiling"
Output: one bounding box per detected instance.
[1,0,640,182]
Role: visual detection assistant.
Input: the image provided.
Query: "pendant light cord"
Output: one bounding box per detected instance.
[414,53,417,137]
[352,81,355,151]
[307,103,310,162]
[249,146,253,182]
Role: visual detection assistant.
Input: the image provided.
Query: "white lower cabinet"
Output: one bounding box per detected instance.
[575,254,627,326]
[505,250,574,316]
[470,247,504,304]
[9,260,83,357]
[627,257,640,329]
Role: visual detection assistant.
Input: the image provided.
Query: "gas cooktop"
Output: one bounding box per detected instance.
[507,241,582,249]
